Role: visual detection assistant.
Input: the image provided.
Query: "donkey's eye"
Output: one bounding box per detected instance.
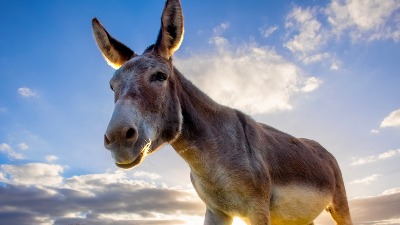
[151,72,167,82]
[110,84,114,91]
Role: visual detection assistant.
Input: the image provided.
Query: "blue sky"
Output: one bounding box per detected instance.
[1,0,400,224]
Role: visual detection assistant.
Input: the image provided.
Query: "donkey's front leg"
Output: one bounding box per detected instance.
[248,208,271,225]
[204,208,233,225]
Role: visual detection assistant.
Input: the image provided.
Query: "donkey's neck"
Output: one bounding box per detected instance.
[171,69,236,167]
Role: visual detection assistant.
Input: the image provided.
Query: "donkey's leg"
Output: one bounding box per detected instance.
[204,208,233,225]
[327,200,352,225]
[326,180,353,225]
[248,208,271,225]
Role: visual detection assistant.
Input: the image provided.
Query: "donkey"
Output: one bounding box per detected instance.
[92,0,353,224]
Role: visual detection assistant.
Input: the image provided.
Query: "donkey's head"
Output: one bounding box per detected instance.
[92,0,184,169]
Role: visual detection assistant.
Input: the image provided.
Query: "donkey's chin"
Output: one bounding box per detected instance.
[114,141,153,169]
[115,152,144,169]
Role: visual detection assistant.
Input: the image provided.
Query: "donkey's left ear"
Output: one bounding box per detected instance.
[155,0,184,59]
[92,18,136,69]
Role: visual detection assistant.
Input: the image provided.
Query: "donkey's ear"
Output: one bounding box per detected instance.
[92,18,136,69]
[155,0,184,59]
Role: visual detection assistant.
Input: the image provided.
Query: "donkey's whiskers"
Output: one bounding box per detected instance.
[142,141,152,157]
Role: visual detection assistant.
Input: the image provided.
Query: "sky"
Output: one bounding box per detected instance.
[0,0,400,224]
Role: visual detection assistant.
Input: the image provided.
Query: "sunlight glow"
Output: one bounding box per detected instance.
[232,217,248,225]
[142,141,152,157]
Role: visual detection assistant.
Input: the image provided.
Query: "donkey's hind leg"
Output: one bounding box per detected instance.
[326,180,353,225]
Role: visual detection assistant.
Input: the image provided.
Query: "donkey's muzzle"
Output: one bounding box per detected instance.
[104,100,140,161]
[104,126,138,150]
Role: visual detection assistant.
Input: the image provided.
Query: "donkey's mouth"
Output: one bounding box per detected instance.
[114,141,152,169]
[115,152,144,169]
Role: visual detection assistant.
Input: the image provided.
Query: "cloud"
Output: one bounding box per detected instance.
[370,129,380,134]
[284,6,328,57]
[350,174,381,184]
[380,109,400,128]
[301,77,323,92]
[350,188,400,224]
[176,30,320,114]
[283,6,341,68]
[17,87,38,97]
[212,22,230,36]
[0,163,205,225]
[351,149,400,166]
[329,59,341,70]
[0,163,64,187]
[283,1,400,67]
[133,171,161,180]
[45,155,58,162]
[17,143,29,150]
[301,52,331,65]
[326,0,400,41]
[261,25,278,38]
[382,187,400,195]
[0,143,25,160]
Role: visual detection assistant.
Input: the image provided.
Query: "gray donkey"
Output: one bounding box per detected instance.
[92,0,353,224]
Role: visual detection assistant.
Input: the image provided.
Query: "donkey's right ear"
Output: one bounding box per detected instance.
[154,0,184,59]
[92,18,136,69]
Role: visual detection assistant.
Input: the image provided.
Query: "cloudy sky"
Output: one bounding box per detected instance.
[1,0,400,224]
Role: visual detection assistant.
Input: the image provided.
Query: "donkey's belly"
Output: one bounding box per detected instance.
[270,185,332,225]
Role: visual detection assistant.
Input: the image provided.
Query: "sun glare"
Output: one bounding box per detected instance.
[232,217,248,225]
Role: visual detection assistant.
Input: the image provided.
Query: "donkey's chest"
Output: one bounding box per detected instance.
[190,171,249,217]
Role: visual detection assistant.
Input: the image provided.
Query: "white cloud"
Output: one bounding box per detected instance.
[326,0,400,41]
[351,149,400,165]
[133,171,161,180]
[301,77,323,92]
[378,149,400,159]
[382,187,400,196]
[301,52,330,65]
[18,87,38,97]
[283,1,400,68]
[18,142,29,150]
[370,129,380,134]
[380,109,400,128]
[212,22,230,35]
[63,170,157,194]
[0,162,205,225]
[261,25,278,38]
[0,163,64,187]
[284,7,328,57]
[350,174,381,184]
[329,59,340,70]
[45,155,58,162]
[176,36,320,114]
[0,143,25,160]
[210,36,229,48]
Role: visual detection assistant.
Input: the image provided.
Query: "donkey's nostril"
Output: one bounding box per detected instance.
[126,128,136,140]
[104,134,111,146]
